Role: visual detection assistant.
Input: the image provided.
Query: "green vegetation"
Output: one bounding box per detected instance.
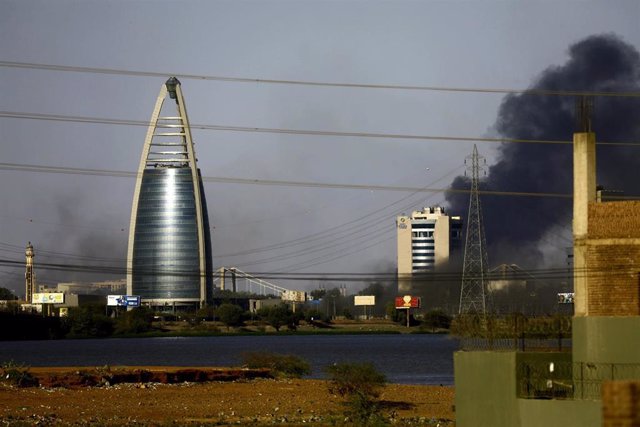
[450,313,571,339]
[0,361,38,387]
[0,285,463,340]
[326,362,388,426]
[0,287,17,300]
[242,352,311,378]
[419,310,453,332]
[215,303,245,330]
[114,307,154,334]
[64,305,114,338]
[257,303,302,331]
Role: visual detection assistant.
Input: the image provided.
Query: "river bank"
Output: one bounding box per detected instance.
[0,368,455,426]
[0,334,458,385]
[147,318,448,337]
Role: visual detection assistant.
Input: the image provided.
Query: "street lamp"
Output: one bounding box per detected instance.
[165,76,180,100]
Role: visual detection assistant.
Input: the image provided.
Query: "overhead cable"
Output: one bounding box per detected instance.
[2,60,640,98]
[2,110,640,147]
[0,161,576,198]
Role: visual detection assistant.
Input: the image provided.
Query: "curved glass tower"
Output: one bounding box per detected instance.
[127,77,212,308]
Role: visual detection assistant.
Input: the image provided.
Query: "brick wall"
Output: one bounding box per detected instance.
[602,380,640,427]
[586,201,640,316]
[586,243,640,315]
[589,201,640,239]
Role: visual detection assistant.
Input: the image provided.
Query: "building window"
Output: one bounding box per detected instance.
[412,223,435,229]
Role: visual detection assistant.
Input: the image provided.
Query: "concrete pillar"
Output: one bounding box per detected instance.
[397,216,412,293]
[572,132,596,316]
[434,215,450,267]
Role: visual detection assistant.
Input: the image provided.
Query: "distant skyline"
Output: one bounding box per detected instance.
[2,0,639,296]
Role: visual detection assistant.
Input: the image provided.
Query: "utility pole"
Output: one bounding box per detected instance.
[459,145,489,315]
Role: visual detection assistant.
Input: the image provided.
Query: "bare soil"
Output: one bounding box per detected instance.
[0,367,454,426]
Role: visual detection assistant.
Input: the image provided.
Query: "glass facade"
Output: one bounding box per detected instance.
[132,167,210,301]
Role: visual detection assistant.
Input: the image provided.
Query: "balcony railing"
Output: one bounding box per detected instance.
[517,360,640,400]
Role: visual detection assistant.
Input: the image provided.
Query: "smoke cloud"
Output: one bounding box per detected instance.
[446,34,640,268]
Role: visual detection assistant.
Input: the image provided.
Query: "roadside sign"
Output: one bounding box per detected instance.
[107,295,141,307]
[32,293,64,304]
[557,293,574,304]
[282,290,307,302]
[354,295,375,306]
[125,296,141,307]
[395,295,421,309]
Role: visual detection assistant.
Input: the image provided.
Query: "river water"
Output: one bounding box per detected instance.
[0,334,458,385]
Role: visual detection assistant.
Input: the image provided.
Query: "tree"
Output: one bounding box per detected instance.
[303,308,329,324]
[385,302,405,323]
[115,306,154,334]
[65,305,114,338]
[421,310,452,332]
[0,287,17,300]
[196,305,216,321]
[215,303,244,330]
[258,304,299,331]
[309,289,326,300]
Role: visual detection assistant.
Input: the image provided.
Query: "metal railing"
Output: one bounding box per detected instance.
[517,360,640,400]
[460,336,572,352]
[453,314,572,352]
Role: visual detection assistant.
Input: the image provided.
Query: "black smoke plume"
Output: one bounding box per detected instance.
[446,34,640,268]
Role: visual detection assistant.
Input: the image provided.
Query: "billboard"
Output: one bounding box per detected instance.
[354,295,375,306]
[107,295,141,307]
[557,293,575,304]
[281,290,307,302]
[395,295,421,309]
[32,293,64,304]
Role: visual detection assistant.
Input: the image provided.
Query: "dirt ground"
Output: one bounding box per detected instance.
[0,367,454,426]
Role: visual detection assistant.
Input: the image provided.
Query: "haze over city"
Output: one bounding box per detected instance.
[2,0,639,297]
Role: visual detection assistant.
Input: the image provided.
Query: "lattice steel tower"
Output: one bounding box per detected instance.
[458,145,489,314]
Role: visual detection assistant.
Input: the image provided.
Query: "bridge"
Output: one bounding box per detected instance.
[212,267,296,297]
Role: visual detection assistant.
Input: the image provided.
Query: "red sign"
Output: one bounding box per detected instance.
[395,295,421,309]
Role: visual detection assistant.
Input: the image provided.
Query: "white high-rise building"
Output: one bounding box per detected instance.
[126,77,213,309]
[396,206,462,293]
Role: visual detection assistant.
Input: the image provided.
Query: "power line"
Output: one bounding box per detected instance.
[218,166,460,260]
[0,257,634,283]
[2,110,640,147]
[3,60,640,98]
[0,162,582,199]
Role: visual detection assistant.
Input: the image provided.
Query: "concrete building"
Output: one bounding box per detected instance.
[396,206,462,292]
[56,279,126,295]
[454,130,640,426]
[126,77,213,309]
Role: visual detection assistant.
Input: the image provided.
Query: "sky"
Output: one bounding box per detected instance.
[1,0,639,297]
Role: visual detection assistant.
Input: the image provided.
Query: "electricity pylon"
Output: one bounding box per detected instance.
[459,145,489,314]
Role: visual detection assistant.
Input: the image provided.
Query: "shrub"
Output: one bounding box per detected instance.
[0,361,38,387]
[326,362,387,426]
[421,310,452,332]
[303,308,329,324]
[242,352,311,378]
